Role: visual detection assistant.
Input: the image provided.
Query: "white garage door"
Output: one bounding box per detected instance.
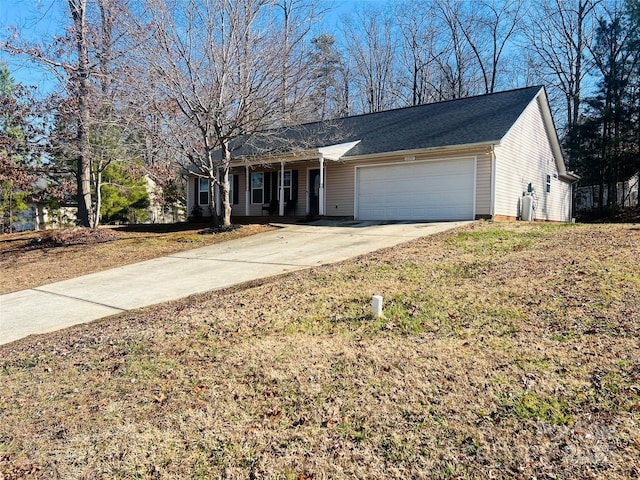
[356,158,476,221]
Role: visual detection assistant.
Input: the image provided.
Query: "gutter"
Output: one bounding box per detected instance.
[223,140,499,169]
[341,140,499,162]
[559,171,581,182]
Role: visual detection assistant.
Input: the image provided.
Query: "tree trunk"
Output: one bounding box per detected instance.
[8,190,13,234]
[221,167,231,227]
[208,174,219,228]
[70,0,93,227]
[93,168,102,228]
[221,141,232,227]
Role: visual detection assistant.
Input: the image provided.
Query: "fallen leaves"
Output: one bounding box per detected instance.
[0,223,274,294]
[0,222,638,479]
[0,454,42,480]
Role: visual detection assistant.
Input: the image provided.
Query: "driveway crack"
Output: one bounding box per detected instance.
[31,288,127,312]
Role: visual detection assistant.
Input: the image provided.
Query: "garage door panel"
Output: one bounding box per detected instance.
[356,159,475,221]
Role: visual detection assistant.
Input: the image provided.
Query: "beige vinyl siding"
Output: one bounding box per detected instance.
[325,150,491,219]
[221,147,494,220]
[494,96,571,222]
[475,153,492,216]
[230,169,247,217]
[229,164,312,217]
[186,177,196,217]
[187,176,214,218]
[546,175,572,221]
[223,168,250,217]
[325,162,356,216]
[186,174,243,218]
[297,167,308,215]
[249,169,267,216]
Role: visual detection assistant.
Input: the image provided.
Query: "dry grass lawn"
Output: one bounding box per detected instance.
[0,223,273,294]
[1,221,639,479]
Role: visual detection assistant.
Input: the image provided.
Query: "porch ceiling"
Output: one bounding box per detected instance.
[318,140,361,161]
[234,140,361,167]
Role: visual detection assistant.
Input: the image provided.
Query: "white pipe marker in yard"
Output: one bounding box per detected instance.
[372,295,384,318]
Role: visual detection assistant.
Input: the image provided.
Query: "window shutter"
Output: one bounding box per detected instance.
[233,174,239,205]
[292,170,298,201]
[193,177,198,206]
[264,172,271,203]
[272,172,278,201]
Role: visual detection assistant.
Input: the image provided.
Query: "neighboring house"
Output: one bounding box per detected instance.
[13,176,185,231]
[186,86,578,223]
[575,174,639,211]
[11,202,77,232]
[10,205,39,232]
[36,203,78,230]
[145,175,186,224]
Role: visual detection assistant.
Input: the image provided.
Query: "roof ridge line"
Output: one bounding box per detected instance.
[289,85,544,127]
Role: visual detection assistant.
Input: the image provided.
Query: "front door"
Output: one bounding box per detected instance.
[309,169,320,216]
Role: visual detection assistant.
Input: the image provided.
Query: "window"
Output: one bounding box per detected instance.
[279,170,292,202]
[251,172,264,204]
[546,174,551,193]
[198,178,209,205]
[229,175,234,205]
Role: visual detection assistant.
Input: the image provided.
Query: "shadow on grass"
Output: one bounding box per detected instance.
[116,216,289,232]
[114,222,215,234]
[576,206,640,224]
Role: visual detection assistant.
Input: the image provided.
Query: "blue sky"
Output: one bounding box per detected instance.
[0,0,67,92]
[0,0,387,95]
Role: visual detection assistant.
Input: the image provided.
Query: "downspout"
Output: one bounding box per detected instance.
[490,144,496,218]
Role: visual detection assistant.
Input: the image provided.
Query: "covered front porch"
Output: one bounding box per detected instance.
[221,141,360,219]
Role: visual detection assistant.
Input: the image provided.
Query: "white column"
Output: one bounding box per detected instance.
[245,164,250,216]
[279,161,285,216]
[319,156,325,216]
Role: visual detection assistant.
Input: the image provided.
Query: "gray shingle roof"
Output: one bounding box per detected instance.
[237,86,543,159]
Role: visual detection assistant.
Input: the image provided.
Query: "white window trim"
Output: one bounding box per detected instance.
[278,170,292,202]
[198,178,209,206]
[251,172,264,204]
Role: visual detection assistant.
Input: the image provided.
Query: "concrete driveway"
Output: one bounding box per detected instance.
[0,220,470,345]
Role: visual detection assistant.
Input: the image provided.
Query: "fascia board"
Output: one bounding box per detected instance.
[535,88,571,176]
[341,141,497,161]
[229,140,362,166]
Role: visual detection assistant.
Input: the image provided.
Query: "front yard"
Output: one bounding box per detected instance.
[0,223,272,294]
[1,221,639,479]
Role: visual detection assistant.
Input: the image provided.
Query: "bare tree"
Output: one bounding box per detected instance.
[3,0,95,227]
[524,0,602,131]
[132,0,319,227]
[275,0,328,124]
[455,0,527,94]
[431,0,482,99]
[342,5,399,113]
[66,0,94,227]
[2,0,137,227]
[395,0,441,105]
